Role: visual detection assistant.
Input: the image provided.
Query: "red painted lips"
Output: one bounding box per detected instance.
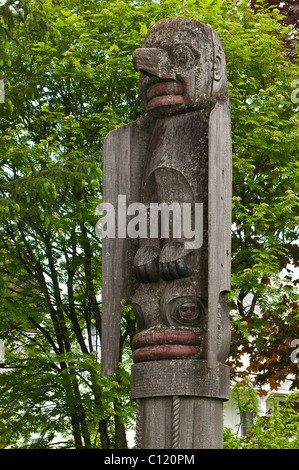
[132,328,201,363]
[146,81,184,111]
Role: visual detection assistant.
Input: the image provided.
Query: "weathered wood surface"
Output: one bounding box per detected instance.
[102,118,153,376]
[136,396,224,449]
[102,125,131,377]
[207,100,232,368]
[131,359,230,399]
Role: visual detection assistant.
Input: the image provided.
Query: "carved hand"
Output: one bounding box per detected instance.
[159,241,195,280]
[134,245,160,283]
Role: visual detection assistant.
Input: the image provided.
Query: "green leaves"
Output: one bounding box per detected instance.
[224,383,299,449]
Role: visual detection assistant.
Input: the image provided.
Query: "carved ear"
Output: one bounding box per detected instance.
[210,29,228,98]
[213,54,222,82]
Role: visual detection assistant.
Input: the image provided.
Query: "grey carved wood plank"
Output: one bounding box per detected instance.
[102,119,152,376]
[141,397,173,449]
[102,125,131,376]
[208,100,232,368]
[131,360,230,400]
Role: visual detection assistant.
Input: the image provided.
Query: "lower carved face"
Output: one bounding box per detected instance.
[133,18,227,116]
[131,278,206,363]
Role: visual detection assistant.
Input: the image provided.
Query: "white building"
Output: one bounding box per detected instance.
[224,377,298,437]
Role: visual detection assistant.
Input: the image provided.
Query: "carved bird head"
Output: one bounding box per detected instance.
[133,17,228,116]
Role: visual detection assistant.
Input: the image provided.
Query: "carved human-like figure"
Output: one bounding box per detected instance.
[101,17,232,376]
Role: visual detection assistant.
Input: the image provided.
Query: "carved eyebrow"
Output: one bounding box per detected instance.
[185,45,201,58]
[171,44,201,59]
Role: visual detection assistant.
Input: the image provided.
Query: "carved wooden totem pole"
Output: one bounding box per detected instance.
[101,17,232,449]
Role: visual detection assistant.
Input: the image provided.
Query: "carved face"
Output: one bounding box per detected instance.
[131,278,207,363]
[133,18,227,116]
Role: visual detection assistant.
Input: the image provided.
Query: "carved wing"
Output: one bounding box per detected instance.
[207,100,232,368]
[101,118,150,376]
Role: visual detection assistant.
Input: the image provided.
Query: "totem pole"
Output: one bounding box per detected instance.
[101,17,232,449]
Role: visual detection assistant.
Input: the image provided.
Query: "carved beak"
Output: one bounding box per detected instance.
[133,48,176,80]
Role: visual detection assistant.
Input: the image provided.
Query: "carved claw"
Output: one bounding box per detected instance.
[134,246,160,283]
[159,241,194,280]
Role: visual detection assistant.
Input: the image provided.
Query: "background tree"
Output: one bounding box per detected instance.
[224,382,299,449]
[0,0,298,448]
[250,0,299,29]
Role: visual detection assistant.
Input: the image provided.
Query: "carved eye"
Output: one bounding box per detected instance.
[162,295,205,327]
[170,46,197,68]
[175,300,204,325]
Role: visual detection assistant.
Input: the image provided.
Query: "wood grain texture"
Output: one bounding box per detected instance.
[207,100,232,368]
[101,118,153,376]
[131,359,230,400]
[135,395,224,449]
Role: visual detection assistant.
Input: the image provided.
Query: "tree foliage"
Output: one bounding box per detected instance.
[251,0,299,30]
[224,382,299,449]
[0,0,298,448]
